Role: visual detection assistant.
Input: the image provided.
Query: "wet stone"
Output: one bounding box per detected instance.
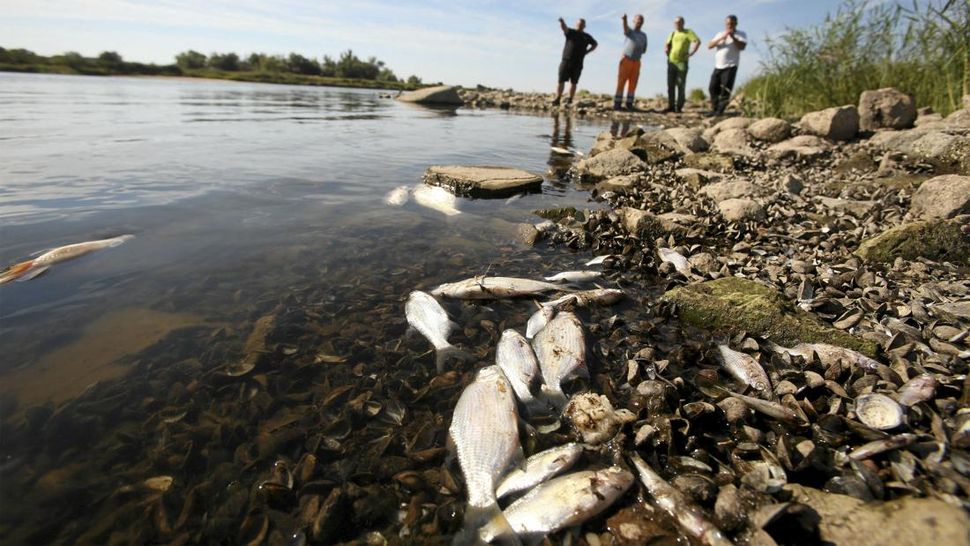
[423,165,543,197]
[855,220,970,265]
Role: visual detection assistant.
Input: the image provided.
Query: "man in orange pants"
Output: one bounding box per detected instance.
[614,13,647,111]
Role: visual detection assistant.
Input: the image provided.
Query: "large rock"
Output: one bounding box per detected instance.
[656,212,698,233]
[816,196,877,218]
[702,117,753,140]
[712,128,756,157]
[767,135,832,160]
[784,484,970,546]
[747,117,791,143]
[911,174,970,218]
[717,198,765,222]
[397,85,463,105]
[661,277,877,354]
[575,147,644,180]
[911,132,970,173]
[800,105,860,141]
[675,168,725,189]
[423,165,543,197]
[627,131,682,164]
[858,88,917,131]
[855,220,970,265]
[596,174,641,193]
[699,179,760,202]
[682,153,735,173]
[620,207,661,235]
[663,127,709,153]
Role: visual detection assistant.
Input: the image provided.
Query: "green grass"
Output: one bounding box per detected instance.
[740,0,969,119]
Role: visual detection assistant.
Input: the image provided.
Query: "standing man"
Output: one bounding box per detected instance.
[614,13,647,111]
[663,17,700,113]
[554,17,597,107]
[708,14,747,116]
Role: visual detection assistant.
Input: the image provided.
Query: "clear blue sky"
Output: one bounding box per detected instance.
[2,0,848,96]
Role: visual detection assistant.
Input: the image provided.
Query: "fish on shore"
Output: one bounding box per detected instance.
[0,234,134,284]
[431,276,566,300]
[543,288,625,309]
[449,366,521,544]
[496,329,540,406]
[480,467,632,543]
[495,443,583,499]
[543,270,602,284]
[383,185,411,206]
[767,342,882,372]
[413,184,461,216]
[658,248,691,276]
[405,291,459,372]
[525,305,555,339]
[715,345,772,398]
[630,454,734,546]
[532,311,586,409]
[585,254,616,266]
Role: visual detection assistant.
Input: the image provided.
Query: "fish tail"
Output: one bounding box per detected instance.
[0,259,35,284]
[455,503,520,546]
[435,344,473,374]
[539,386,569,412]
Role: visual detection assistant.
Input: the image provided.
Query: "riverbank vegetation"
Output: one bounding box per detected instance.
[740,0,969,119]
[0,47,425,90]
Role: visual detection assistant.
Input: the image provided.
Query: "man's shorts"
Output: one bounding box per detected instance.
[558,59,584,84]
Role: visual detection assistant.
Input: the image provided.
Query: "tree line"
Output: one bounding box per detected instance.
[0,47,423,86]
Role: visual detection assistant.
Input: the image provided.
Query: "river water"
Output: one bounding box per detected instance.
[0,73,626,543]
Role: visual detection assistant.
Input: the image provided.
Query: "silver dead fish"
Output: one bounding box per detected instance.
[495,443,583,499]
[480,467,632,543]
[525,305,555,340]
[549,146,583,157]
[631,454,734,546]
[543,270,602,283]
[658,248,691,276]
[449,365,521,542]
[544,288,625,309]
[769,342,881,372]
[585,254,616,266]
[496,329,540,406]
[383,185,411,206]
[1,234,134,284]
[431,276,566,300]
[412,184,461,216]
[405,291,459,372]
[533,311,586,408]
[716,345,772,398]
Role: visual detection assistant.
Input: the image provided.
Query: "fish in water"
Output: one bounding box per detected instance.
[525,305,555,339]
[495,443,583,499]
[431,276,567,300]
[543,270,602,283]
[449,366,521,544]
[480,467,633,543]
[585,254,615,266]
[405,291,459,372]
[0,234,134,284]
[532,311,586,409]
[496,329,540,406]
[412,184,461,216]
[630,454,733,546]
[549,146,583,157]
[658,248,691,276]
[383,185,411,206]
[543,288,625,309]
[715,345,772,398]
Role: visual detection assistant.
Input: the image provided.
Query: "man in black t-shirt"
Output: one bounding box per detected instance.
[554,17,597,107]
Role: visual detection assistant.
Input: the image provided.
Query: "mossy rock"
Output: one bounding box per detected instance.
[533,206,578,221]
[662,277,878,355]
[855,220,970,265]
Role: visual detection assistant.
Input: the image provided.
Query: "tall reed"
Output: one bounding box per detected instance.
[740,0,969,119]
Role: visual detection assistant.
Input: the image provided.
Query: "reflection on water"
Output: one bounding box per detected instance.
[0,73,617,544]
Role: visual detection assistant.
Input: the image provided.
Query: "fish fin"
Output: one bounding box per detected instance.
[0,259,37,284]
[435,345,474,374]
[538,386,569,412]
[18,265,50,281]
[404,325,417,339]
[457,503,520,546]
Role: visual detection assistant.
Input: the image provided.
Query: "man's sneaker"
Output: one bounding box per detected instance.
[662,107,675,113]
[551,97,561,106]
[612,104,623,111]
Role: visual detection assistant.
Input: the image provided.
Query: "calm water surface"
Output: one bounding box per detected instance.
[0,73,626,543]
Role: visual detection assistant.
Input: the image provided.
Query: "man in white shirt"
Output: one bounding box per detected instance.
[707,14,747,116]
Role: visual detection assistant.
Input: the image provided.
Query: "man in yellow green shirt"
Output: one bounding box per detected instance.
[663,16,700,113]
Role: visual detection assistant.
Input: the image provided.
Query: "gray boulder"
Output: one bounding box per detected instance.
[397,85,463,105]
[675,168,725,189]
[424,165,543,197]
[699,179,760,202]
[595,174,640,193]
[712,128,756,157]
[777,174,804,194]
[800,105,860,141]
[858,87,917,131]
[816,196,877,218]
[747,117,791,143]
[682,153,735,172]
[767,135,832,160]
[718,198,765,222]
[664,127,709,153]
[702,117,753,140]
[575,147,644,180]
[911,174,970,218]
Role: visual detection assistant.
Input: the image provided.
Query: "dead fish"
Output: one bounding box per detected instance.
[449,365,521,543]
[630,454,734,546]
[431,276,567,300]
[585,254,615,266]
[413,184,461,216]
[543,289,625,308]
[383,185,411,206]
[495,443,583,499]
[658,248,691,276]
[504,193,524,205]
[480,467,632,543]
[726,389,798,423]
[496,329,540,406]
[1,234,134,284]
[405,290,459,372]
[716,345,772,398]
[526,305,555,340]
[768,342,881,372]
[533,311,586,408]
[550,146,583,157]
[543,270,602,284]
[848,433,919,461]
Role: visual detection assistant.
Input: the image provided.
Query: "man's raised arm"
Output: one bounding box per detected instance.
[622,14,629,34]
[559,17,568,33]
